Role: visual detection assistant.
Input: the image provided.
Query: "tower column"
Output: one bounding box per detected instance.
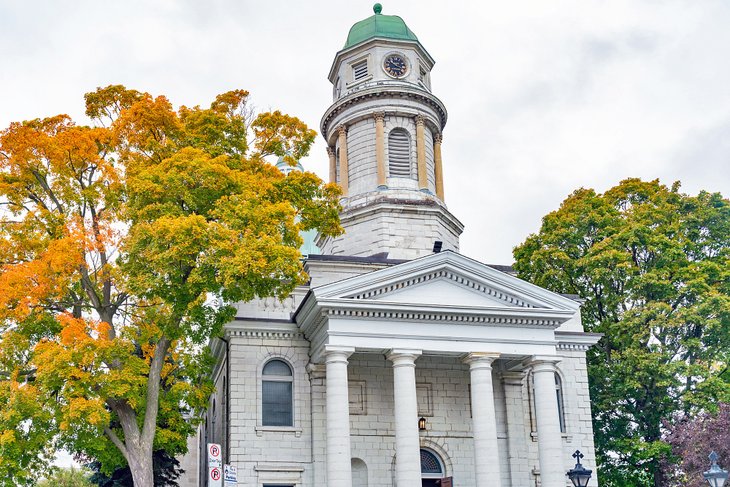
[374,112,387,188]
[415,115,428,191]
[337,125,349,196]
[387,349,422,487]
[530,356,564,487]
[464,352,502,487]
[434,132,444,200]
[327,146,337,184]
[325,346,355,487]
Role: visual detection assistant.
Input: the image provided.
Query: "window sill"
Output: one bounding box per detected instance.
[255,426,303,438]
[531,431,572,443]
[346,75,373,89]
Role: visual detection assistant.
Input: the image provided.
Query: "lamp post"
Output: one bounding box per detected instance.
[566,450,593,487]
[703,451,728,487]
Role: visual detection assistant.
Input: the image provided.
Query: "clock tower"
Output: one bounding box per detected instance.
[318,4,463,259]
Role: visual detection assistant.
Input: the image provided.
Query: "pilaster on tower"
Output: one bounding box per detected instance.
[317,4,463,260]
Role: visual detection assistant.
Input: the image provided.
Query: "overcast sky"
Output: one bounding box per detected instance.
[1,0,729,265]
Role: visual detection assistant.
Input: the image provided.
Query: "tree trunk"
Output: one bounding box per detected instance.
[104,336,171,486]
[128,447,155,487]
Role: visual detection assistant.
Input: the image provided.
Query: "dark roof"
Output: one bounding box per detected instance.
[306,252,409,265]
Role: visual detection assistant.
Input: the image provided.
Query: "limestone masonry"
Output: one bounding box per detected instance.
[181,5,601,487]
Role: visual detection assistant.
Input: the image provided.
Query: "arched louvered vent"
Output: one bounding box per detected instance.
[388,128,411,177]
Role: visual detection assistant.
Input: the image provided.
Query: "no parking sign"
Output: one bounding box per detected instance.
[207,443,222,487]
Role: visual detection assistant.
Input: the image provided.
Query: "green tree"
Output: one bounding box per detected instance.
[513,178,730,487]
[0,86,341,486]
[36,467,94,487]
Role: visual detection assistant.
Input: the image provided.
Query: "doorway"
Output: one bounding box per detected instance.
[420,449,446,486]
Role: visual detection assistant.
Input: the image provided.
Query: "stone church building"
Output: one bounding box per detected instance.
[187,5,601,487]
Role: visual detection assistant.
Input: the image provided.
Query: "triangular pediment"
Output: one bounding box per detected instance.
[368,276,515,308]
[311,251,580,313]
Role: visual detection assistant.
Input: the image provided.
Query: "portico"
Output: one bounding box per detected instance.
[296,251,599,487]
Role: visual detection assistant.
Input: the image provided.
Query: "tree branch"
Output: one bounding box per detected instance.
[104,426,129,459]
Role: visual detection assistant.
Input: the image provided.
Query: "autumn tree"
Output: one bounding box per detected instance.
[513,179,730,487]
[0,85,341,486]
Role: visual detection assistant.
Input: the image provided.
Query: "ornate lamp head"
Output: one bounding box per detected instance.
[704,451,728,487]
[566,450,593,487]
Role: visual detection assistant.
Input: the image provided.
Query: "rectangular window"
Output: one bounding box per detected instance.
[353,60,368,81]
[262,381,293,426]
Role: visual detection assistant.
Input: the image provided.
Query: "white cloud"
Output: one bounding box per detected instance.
[1,0,728,263]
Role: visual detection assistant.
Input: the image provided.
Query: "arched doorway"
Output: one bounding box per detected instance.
[420,449,444,487]
[352,457,368,487]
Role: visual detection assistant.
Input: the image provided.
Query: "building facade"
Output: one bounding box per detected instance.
[191,5,601,487]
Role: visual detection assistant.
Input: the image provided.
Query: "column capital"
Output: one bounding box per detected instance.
[501,370,527,386]
[326,146,335,157]
[325,345,355,363]
[337,124,348,135]
[373,111,385,122]
[463,352,500,369]
[434,132,443,144]
[527,355,561,373]
[415,114,425,126]
[386,349,422,367]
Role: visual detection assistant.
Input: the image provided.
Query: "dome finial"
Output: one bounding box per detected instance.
[373,3,382,14]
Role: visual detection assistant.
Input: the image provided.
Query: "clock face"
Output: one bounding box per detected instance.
[384,54,408,78]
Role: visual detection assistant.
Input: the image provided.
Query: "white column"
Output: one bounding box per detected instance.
[325,346,355,487]
[530,356,564,487]
[387,349,422,487]
[464,352,502,487]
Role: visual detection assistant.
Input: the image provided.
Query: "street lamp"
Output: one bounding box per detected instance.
[566,450,593,487]
[703,451,728,487]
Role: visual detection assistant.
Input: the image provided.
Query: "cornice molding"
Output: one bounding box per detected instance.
[321,85,447,136]
[555,330,603,351]
[317,300,570,329]
[224,321,305,341]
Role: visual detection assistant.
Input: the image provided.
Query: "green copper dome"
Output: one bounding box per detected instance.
[344,4,418,49]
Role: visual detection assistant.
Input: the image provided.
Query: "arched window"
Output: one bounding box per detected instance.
[388,128,411,178]
[555,373,566,433]
[529,371,567,434]
[420,449,443,477]
[262,359,293,426]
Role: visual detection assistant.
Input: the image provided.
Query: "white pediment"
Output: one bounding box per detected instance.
[296,251,587,361]
[311,251,580,313]
[370,277,512,308]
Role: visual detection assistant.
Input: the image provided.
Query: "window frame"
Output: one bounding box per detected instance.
[346,54,372,87]
[256,357,301,436]
[528,370,568,438]
[387,127,414,179]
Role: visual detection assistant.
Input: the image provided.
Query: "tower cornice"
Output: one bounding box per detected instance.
[320,84,447,138]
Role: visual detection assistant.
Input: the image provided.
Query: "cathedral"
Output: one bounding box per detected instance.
[187,5,600,487]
